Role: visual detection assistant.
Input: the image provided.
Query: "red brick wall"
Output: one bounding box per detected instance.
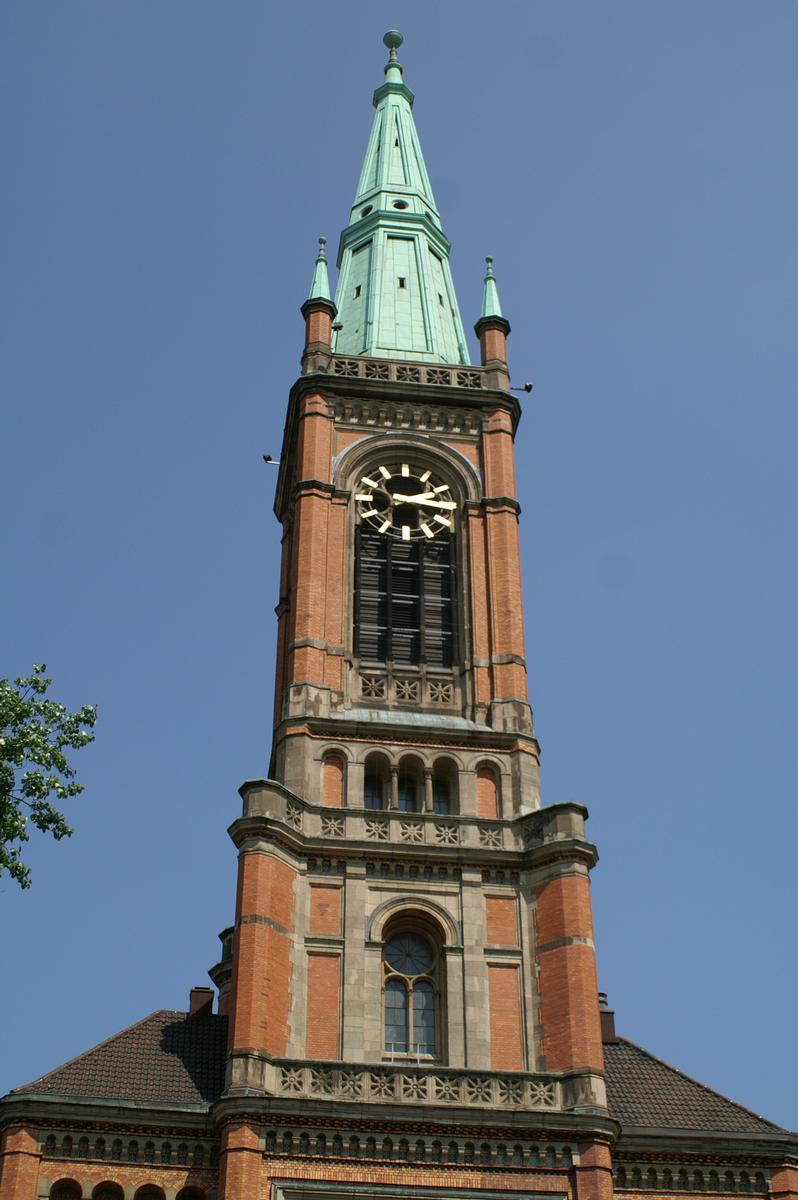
[39,1160,216,1200]
[574,1141,614,1200]
[0,1126,39,1200]
[534,874,603,1073]
[485,896,518,946]
[229,852,296,1056]
[487,963,524,1070]
[219,1121,262,1200]
[260,1157,572,1197]
[305,952,341,1058]
[772,1165,798,1200]
[476,765,499,818]
[322,754,345,807]
[309,883,342,935]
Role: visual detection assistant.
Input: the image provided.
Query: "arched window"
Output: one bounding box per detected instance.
[432,758,458,814]
[475,763,500,818]
[383,930,439,1057]
[93,1186,124,1200]
[363,752,389,809]
[50,1183,81,1200]
[322,752,345,807]
[397,756,423,813]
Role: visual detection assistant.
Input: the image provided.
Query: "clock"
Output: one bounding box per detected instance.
[355,461,456,540]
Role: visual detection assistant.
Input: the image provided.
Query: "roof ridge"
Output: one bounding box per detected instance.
[11,1009,186,1095]
[615,1036,790,1135]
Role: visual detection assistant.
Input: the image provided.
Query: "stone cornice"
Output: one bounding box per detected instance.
[229,784,597,872]
[0,1092,212,1131]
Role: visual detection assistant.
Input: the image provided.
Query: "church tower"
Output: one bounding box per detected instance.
[217,29,612,1200]
[5,30,796,1200]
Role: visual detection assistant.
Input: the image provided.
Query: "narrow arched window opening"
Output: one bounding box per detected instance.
[431,757,458,815]
[397,756,423,813]
[383,929,440,1059]
[363,752,389,810]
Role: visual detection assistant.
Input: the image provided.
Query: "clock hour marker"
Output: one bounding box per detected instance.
[379,519,391,533]
[361,508,379,518]
[421,522,434,538]
[401,463,410,476]
[434,514,452,527]
[432,483,449,494]
[378,465,392,479]
[355,493,374,501]
[361,476,379,489]
[402,525,411,540]
[419,470,431,482]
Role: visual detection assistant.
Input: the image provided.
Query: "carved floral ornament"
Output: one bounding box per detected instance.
[278,1060,558,1110]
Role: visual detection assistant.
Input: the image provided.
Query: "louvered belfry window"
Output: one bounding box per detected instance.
[355,527,456,667]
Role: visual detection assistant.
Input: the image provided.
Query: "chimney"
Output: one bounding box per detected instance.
[189,986,214,1018]
[598,991,618,1043]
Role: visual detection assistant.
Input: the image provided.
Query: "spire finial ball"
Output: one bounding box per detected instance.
[383,30,404,52]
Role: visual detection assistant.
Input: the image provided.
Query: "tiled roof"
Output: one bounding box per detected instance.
[604,1037,788,1135]
[7,1012,791,1139]
[12,1011,227,1107]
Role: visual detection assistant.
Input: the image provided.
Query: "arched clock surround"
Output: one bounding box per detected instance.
[335,433,481,720]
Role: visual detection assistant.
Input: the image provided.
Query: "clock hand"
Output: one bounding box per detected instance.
[393,496,457,510]
[392,491,435,502]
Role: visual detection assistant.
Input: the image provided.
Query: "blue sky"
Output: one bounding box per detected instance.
[2,2,796,1127]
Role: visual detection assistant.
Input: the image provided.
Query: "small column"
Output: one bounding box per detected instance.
[389,766,399,809]
[300,237,337,373]
[423,767,434,812]
[474,256,511,389]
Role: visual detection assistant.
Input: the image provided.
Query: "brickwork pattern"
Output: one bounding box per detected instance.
[485,896,519,946]
[322,754,345,807]
[230,852,296,1056]
[487,963,524,1070]
[534,875,603,1074]
[305,952,341,1058]
[309,883,342,935]
[0,1126,39,1200]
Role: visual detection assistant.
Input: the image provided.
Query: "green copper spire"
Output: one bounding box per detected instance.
[481,257,503,319]
[333,32,470,364]
[307,237,331,302]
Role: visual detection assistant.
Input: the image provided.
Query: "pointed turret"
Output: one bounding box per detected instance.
[333,32,470,364]
[301,237,337,371]
[474,255,511,381]
[480,256,503,319]
[307,236,332,302]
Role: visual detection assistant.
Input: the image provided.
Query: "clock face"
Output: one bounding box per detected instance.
[355,461,456,540]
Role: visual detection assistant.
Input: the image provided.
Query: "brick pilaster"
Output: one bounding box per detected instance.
[534,871,604,1074]
[0,1126,39,1200]
[228,849,296,1063]
[574,1140,615,1200]
[218,1120,263,1200]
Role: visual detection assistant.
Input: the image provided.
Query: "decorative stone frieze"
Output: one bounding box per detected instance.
[614,1165,770,1194]
[356,666,461,711]
[274,1058,560,1111]
[330,396,483,435]
[38,1131,217,1166]
[331,355,483,391]
[263,1124,577,1167]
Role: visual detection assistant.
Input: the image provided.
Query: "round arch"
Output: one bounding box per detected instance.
[368,896,461,947]
[333,432,481,504]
